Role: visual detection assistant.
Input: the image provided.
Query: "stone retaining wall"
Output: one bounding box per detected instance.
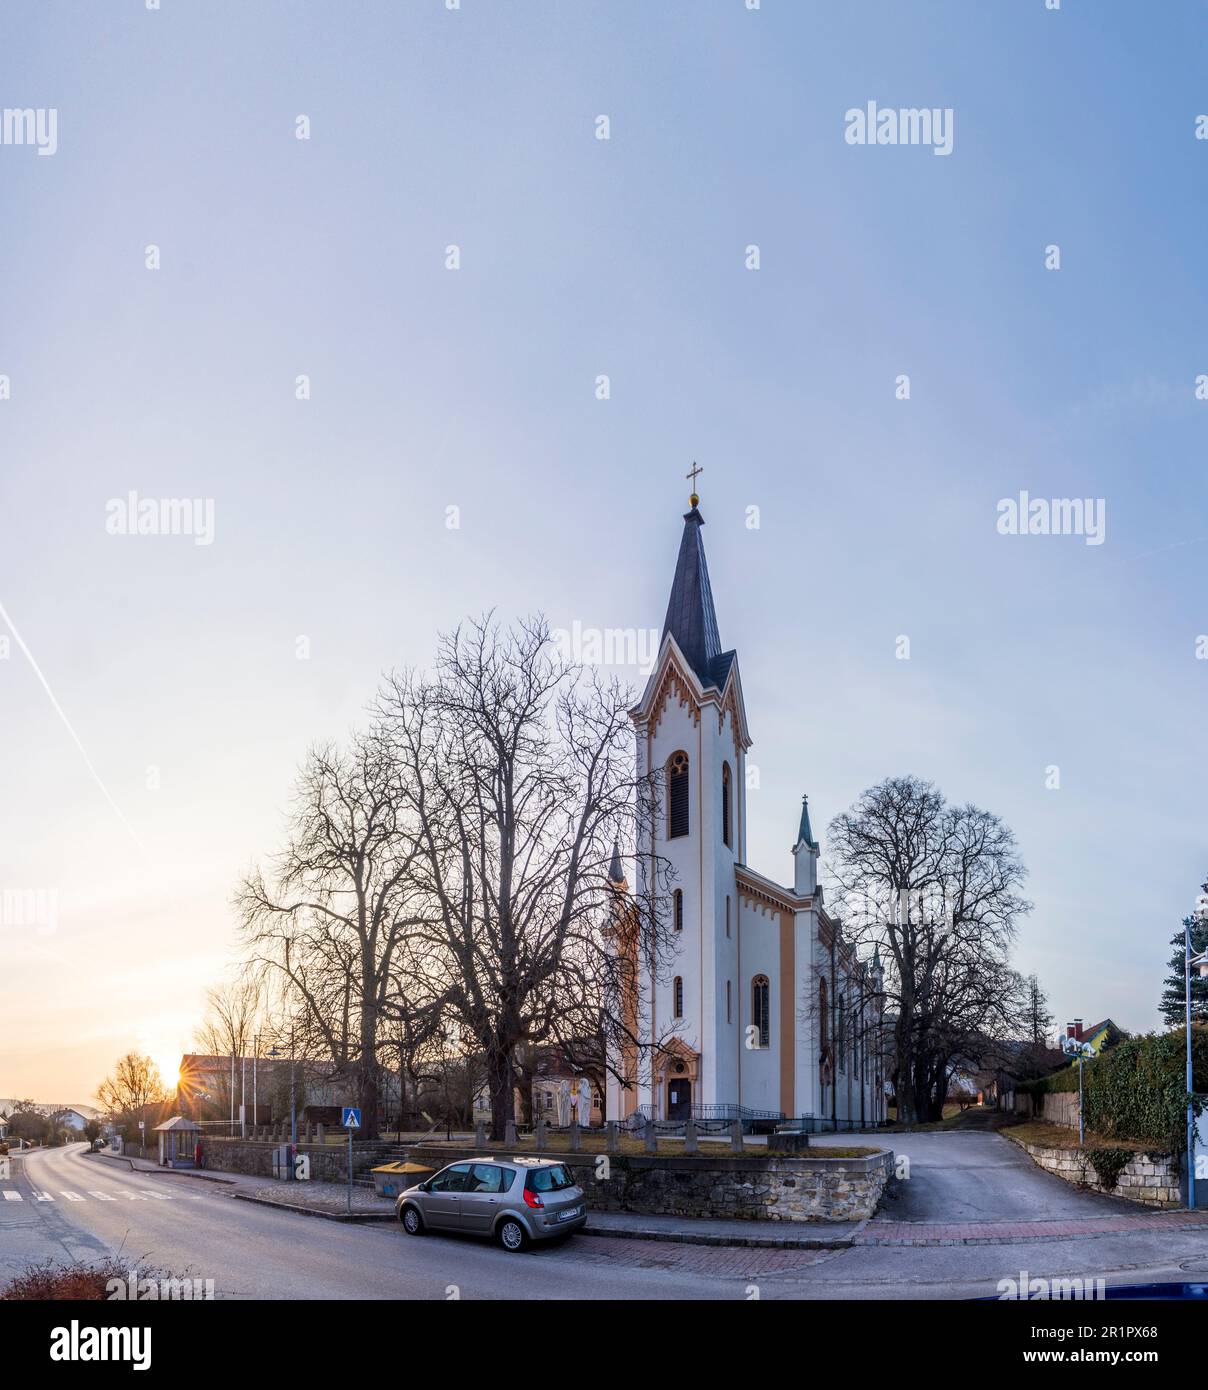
[1010,1136,1180,1207]
[399,1143,894,1223]
[199,1137,397,1183]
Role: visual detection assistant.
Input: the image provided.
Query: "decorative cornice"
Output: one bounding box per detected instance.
[735,865,810,916]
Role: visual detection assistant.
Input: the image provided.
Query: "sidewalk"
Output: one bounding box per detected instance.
[85,1153,866,1242]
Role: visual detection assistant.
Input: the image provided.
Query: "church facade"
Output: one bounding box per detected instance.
[606,495,886,1128]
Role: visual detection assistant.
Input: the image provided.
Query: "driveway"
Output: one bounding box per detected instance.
[812,1130,1142,1223]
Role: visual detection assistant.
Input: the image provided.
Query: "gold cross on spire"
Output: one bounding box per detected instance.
[686,461,702,506]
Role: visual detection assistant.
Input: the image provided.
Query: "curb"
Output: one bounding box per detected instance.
[85,1152,236,1185]
[225,1191,863,1246]
[584,1220,862,1250]
[231,1192,396,1223]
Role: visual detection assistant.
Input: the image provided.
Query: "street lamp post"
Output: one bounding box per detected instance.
[1061,1034,1094,1145]
[1186,892,1208,1210]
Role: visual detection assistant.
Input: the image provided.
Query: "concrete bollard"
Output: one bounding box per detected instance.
[606,1121,619,1154]
[569,1121,581,1152]
[644,1119,657,1154]
[684,1119,698,1155]
[475,1121,487,1149]
[730,1119,743,1153]
[504,1119,517,1147]
[536,1119,547,1151]
[316,1124,324,1145]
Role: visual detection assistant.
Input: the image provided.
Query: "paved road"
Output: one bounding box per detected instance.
[821,1130,1144,1223]
[2,1139,1206,1300]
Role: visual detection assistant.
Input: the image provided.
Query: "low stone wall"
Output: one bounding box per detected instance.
[399,1143,893,1223]
[1010,1136,1180,1208]
[199,1137,397,1183]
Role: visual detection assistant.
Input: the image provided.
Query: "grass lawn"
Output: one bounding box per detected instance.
[873,1105,1019,1134]
[1002,1120,1159,1155]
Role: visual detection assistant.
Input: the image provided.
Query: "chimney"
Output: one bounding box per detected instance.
[1074,1018,1083,1039]
[1066,1021,1077,1040]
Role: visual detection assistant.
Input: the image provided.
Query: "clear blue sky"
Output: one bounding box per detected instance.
[3,0,1206,1099]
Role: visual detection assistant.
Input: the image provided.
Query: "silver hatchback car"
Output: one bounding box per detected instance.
[396,1157,587,1252]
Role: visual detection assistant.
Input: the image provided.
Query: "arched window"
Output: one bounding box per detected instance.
[673,976,684,1018]
[819,978,829,1053]
[725,895,731,938]
[751,975,770,1049]
[667,751,689,839]
[722,761,732,848]
[673,889,684,932]
[726,979,732,1023]
[837,993,847,1074]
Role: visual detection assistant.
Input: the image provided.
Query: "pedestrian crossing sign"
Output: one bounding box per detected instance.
[341,1108,361,1129]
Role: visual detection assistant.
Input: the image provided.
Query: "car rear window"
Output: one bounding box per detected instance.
[470,1163,513,1193]
[525,1163,574,1193]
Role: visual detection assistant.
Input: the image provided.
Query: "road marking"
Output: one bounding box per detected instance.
[33,1191,54,1202]
[140,1189,171,1200]
[3,1191,23,1202]
[87,1191,115,1201]
[59,1191,83,1201]
[120,1192,147,1200]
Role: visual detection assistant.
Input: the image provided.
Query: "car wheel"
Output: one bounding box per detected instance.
[400,1204,424,1236]
[497,1217,529,1252]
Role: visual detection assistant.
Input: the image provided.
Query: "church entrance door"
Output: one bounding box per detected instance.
[667,1079,692,1120]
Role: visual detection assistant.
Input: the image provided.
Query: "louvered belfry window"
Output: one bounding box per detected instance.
[722,762,732,847]
[668,751,689,838]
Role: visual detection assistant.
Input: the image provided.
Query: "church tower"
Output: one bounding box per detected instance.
[627,482,752,1119]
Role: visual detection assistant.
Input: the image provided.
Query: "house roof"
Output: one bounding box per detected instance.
[153,1116,202,1132]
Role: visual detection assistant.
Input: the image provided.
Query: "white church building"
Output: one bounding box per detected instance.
[606,491,886,1130]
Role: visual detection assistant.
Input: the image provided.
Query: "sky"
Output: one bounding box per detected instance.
[2,0,1206,1103]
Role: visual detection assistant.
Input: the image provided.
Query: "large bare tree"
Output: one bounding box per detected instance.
[236,731,429,1140]
[825,775,1031,1123]
[97,1053,170,1137]
[377,615,672,1140]
[187,977,264,1121]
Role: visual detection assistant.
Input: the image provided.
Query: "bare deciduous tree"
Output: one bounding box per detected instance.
[97,1053,169,1136]
[825,775,1031,1124]
[236,732,428,1140]
[377,615,673,1140]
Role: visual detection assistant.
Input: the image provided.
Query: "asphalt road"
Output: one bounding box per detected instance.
[853,1131,1145,1222]
[2,1138,1206,1300]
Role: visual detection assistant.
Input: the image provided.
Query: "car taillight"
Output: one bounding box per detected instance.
[523,1187,544,1209]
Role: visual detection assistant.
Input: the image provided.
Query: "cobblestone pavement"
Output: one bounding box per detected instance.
[247,1184,392,1214]
[858,1211,1208,1247]
[557,1233,830,1277]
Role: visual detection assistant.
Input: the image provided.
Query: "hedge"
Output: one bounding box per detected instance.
[1019,1026,1208,1153]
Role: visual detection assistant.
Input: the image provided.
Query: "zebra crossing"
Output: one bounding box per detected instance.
[0,1186,180,1203]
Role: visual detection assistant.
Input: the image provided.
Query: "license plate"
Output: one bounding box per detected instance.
[557,1205,581,1222]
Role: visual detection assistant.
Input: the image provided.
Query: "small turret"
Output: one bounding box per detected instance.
[792,794,820,896]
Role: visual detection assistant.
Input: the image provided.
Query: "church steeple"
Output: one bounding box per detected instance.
[607,839,625,885]
[795,795,818,851]
[661,502,725,687]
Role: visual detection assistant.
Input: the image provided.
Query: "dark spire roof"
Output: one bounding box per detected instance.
[661,505,732,688]
[607,840,624,884]
[796,795,818,851]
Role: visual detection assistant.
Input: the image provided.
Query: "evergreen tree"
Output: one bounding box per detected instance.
[1160,884,1208,1027]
